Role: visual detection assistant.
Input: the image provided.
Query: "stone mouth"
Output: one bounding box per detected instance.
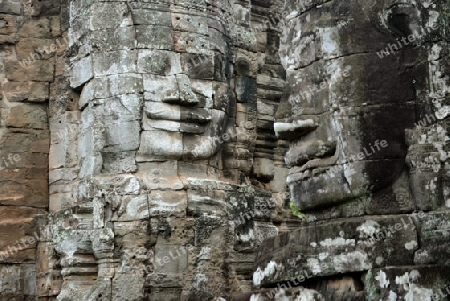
[286,153,340,183]
[287,158,332,183]
[179,122,210,134]
[285,140,337,167]
[179,111,212,124]
[146,107,212,125]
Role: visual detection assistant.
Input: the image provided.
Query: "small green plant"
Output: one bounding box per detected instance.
[290,202,306,217]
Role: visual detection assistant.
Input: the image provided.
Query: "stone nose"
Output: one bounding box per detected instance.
[160,74,200,105]
[274,119,318,141]
[178,74,200,105]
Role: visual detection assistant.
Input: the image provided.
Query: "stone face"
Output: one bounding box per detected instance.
[276,0,440,215]
[253,0,450,299]
[1,0,450,300]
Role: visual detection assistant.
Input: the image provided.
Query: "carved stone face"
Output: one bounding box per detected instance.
[276,0,437,212]
[136,3,235,162]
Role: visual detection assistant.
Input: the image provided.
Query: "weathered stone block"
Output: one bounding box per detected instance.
[0,206,44,263]
[15,38,55,60]
[137,49,181,75]
[0,0,21,15]
[154,244,188,274]
[5,60,54,82]
[0,264,36,297]
[137,161,183,190]
[181,53,214,79]
[252,158,274,181]
[112,274,145,301]
[253,215,419,286]
[84,278,112,301]
[194,214,227,246]
[147,288,182,301]
[18,18,52,38]
[136,25,173,50]
[187,187,228,216]
[149,190,187,218]
[89,3,128,30]
[49,193,72,212]
[79,81,94,108]
[208,28,229,55]
[39,0,62,17]
[3,81,49,102]
[103,121,140,152]
[91,26,136,51]
[5,105,46,131]
[415,211,450,265]
[365,266,450,301]
[171,13,208,34]
[92,50,137,77]
[93,74,143,98]
[253,221,278,246]
[143,74,179,102]
[0,14,17,43]
[102,151,137,174]
[0,130,49,155]
[173,32,209,53]
[70,56,93,88]
[116,195,149,222]
[0,171,48,207]
[136,131,183,161]
[132,9,171,26]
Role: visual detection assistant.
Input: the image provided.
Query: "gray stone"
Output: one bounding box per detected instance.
[3,0,450,300]
[70,56,93,88]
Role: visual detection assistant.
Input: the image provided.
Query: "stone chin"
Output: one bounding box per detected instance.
[288,161,370,211]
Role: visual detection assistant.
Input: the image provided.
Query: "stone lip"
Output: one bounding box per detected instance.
[144,104,212,134]
[284,140,336,167]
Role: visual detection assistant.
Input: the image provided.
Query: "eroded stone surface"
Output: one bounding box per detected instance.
[1,0,450,300]
[39,0,290,300]
[253,0,450,300]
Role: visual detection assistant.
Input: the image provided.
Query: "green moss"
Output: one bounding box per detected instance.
[364,270,380,301]
[290,202,306,217]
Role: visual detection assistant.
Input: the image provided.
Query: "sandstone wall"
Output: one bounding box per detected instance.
[0,0,67,299]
